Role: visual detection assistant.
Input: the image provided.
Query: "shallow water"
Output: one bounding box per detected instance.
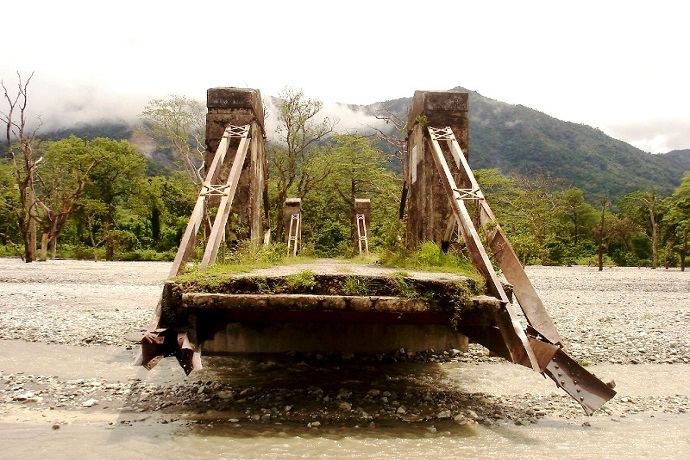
[2,342,690,459]
[3,411,689,459]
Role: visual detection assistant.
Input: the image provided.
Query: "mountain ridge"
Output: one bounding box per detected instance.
[363,87,690,199]
[22,88,690,201]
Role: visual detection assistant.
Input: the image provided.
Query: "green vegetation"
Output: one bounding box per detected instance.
[380,242,481,279]
[285,270,317,290]
[172,242,313,284]
[342,276,370,296]
[3,80,690,270]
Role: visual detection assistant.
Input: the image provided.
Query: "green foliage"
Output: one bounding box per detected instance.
[174,242,294,283]
[342,276,370,296]
[6,88,690,269]
[285,270,317,290]
[389,273,419,298]
[140,95,206,186]
[310,219,348,257]
[379,242,480,282]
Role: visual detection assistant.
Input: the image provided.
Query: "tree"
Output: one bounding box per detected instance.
[81,138,147,260]
[34,136,101,259]
[501,174,562,264]
[664,173,690,270]
[269,87,337,240]
[140,95,206,187]
[619,191,662,268]
[596,196,609,271]
[0,160,23,256]
[1,71,41,262]
[552,187,598,263]
[325,134,400,242]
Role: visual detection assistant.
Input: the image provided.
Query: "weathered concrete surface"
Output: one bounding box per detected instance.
[405,91,468,247]
[204,87,268,243]
[161,260,490,354]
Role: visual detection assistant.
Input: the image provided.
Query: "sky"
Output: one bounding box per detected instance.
[2,0,689,153]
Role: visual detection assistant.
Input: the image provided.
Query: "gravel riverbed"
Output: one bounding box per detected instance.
[1,259,689,431]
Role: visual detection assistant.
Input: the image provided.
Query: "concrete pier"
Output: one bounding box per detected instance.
[157,260,500,354]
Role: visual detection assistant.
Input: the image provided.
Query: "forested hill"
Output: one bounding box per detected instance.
[369,87,690,200]
[20,88,690,201]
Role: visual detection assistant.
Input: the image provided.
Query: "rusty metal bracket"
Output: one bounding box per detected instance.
[138,328,201,375]
[545,349,616,415]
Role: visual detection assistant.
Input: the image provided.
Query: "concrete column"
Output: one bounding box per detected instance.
[405,91,468,247]
[205,87,267,244]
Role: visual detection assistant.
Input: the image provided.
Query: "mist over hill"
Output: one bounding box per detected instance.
[367,87,690,200]
[29,88,690,201]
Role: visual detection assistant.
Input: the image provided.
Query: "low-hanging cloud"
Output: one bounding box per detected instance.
[5,75,392,143]
[2,75,151,132]
[262,97,390,143]
[602,119,690,154]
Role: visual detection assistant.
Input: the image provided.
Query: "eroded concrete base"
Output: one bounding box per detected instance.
[201,322,468,354]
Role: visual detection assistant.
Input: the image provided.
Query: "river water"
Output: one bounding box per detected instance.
[2,341,689,459]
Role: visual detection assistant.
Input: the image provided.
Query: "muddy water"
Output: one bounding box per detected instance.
[2,341,690,459]
[4,415,689,459]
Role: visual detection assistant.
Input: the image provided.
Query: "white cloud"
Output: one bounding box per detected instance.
[3,0,690,150]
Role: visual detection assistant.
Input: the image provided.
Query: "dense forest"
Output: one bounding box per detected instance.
[2,78,690,270]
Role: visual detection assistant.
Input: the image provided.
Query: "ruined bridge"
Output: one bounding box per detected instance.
[134,88,616,415]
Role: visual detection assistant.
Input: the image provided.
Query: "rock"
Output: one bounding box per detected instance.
[339,402,352,411]
[453,414,466,423]
[437,409,452,419]
[82,399,98,407]
[336,389,352,400]
[367,389,381,398]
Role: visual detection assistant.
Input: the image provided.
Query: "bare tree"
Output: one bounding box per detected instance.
[1,72,40,262]
[372,108,407,174]
[140,95,206,188]
[270,87,337,240]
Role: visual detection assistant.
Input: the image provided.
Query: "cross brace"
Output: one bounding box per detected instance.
[287,213,301,257]
[427,125,615,414]
[169,124,251,277]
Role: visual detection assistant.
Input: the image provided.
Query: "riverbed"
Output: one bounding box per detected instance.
[1,259,689,459]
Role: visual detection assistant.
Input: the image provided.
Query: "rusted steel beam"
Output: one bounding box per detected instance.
[425,125,541,372]
[423,124,616,414]
[442,129,562,344]
[136,329,201,375]
[545,349,617,415]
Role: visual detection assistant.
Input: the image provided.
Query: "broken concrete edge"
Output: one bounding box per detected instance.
[158,273,486,329]
[178,293,502,315]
